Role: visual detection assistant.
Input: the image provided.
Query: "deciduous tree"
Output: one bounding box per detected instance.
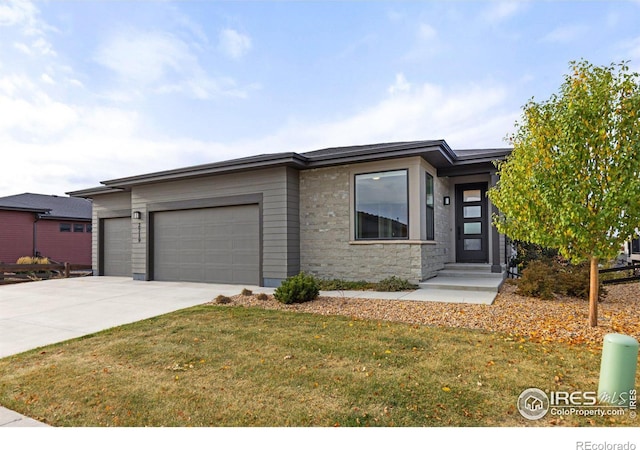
[488,60,640,326]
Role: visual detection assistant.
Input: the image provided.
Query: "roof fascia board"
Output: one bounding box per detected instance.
[102,153,308,188]
[437,162,498,177]
[0,206,50,214]
[304,143,454,168]
[37,215,91,221]
[67,186,126,198]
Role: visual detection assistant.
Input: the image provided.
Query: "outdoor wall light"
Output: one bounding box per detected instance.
[443,196,451,206]
[132,211,142,220]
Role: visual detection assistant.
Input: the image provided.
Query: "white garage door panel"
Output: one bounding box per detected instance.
[103,217,131,277]
[153,205,260,285]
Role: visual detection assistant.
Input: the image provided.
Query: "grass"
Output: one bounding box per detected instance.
[317,276,418,292]
[0,305,635,427]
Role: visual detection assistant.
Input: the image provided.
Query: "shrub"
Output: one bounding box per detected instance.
[16,256,50,264]
[256,293,268,301]
[240,288,253,296]
[375,276,418,292]
[509,241,558,271]
[214,295,232,304]
[516,260,557,299]
[274,273,319,304]
[516,259,606,300]
[317,279,374,291]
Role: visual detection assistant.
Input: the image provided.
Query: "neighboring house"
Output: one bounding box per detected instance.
[625,237,640,263]
[0,193,92,265]
[69,140,512,286]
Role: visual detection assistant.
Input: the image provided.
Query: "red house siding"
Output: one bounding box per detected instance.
[37,220,92,265]
[0,210,35,264]
[0,211,91,265]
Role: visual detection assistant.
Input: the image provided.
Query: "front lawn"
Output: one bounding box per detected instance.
[0,304,636,427]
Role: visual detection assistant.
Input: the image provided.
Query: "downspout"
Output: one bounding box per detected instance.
[33,213,40,257]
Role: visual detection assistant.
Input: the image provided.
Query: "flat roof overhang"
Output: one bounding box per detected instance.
[68,141,512,193]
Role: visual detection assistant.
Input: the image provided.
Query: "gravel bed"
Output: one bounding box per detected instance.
[208,282,640,349]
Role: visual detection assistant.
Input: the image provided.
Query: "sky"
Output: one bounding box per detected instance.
[2,0,640,197]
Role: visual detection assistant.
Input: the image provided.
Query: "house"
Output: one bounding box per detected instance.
[68,140,512,286]
[625,237,640,263]
[0,193,92,265]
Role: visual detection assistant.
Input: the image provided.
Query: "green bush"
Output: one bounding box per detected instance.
[516,259,605,300]
[375,276,418,292]
[516,260,557,299]
[274,273,320,304]
[214,295,232,304]
[317,279,375,291]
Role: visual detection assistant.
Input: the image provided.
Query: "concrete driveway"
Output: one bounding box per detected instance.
[0,276,274,359]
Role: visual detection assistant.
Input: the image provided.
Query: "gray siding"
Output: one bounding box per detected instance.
[91,191,132,274]
[130,166,296,285]
[285,167,300,278]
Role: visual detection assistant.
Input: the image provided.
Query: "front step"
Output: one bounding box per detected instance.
[419,263,505,292]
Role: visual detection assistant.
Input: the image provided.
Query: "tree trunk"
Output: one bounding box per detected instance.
[589,256,599,327]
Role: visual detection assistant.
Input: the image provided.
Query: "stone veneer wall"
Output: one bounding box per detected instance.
[300,164,447,284]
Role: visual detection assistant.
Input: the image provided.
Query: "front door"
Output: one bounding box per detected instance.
[455,183,489,263]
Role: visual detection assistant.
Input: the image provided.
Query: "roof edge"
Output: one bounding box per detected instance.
[67,186,125,198]
[101,152,308,188]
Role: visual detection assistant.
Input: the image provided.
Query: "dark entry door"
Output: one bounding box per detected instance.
[455,183,489,263]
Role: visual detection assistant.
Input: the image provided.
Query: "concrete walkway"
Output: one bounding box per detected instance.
[0,276,498,426]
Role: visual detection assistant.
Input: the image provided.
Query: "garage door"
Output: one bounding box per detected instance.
[153,205,260,285]
[102,217,131,277]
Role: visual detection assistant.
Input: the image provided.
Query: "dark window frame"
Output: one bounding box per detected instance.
[60,223,71,232]
[426,172,435,241]
[86,224,93,233]
[73,223,85,233]
[354,169,409,240]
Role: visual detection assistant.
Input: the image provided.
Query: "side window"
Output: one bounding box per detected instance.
[60,223,71,232]
[86,224,93,233]
[355,169,408,240]
[73,224,84,232]
[426,173,435,240]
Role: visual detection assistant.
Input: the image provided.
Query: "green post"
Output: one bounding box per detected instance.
[598,333,638,407]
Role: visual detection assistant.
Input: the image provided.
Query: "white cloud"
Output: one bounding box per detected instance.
[481,1,526,24]
[1,70,517,197]
[388,73,411,95]
[94,30,192,85]
[40,73,54,85]
[418,23,437,40]
[218,28,252,60]
[541,24,589,43]
[0,0,38,28]
[0,74,77,137]
[252,75,517,153]
[94,29,255,100]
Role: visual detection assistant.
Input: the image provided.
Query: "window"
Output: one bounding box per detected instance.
[426,172,435,241]
[86,224,92,233]
[60,223,71,232]
[73,224,84,232]
[355,169,408,239]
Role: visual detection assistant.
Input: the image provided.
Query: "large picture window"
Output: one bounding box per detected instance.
[426,172,435,241]
[355,169,408,239]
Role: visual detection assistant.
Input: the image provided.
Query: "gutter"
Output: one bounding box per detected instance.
[33,213,40,257]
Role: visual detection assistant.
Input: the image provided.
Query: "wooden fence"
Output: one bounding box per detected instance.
[0,263,92,285]
[599,263,640,285]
